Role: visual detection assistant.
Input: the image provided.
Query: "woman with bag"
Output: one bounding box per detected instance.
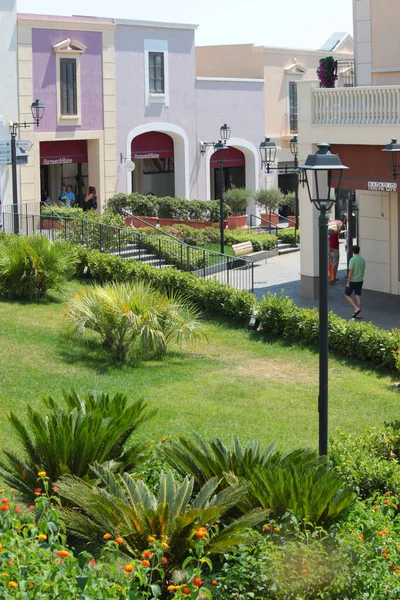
[85,185,98,211]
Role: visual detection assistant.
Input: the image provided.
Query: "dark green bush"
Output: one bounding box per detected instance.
[41,205,84,218]
[277,227,300,244]
[258,292,400,370]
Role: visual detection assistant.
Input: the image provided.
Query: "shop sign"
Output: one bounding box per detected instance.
[42,157,74,166]
[368,181,397,192]
[132,153,160,160]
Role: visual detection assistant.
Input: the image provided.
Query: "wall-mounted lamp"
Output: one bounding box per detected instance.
[120,153,136,173]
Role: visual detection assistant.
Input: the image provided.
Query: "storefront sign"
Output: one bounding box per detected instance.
[42,157,73,166]
[132,153,160,160]
[368,181,397,192]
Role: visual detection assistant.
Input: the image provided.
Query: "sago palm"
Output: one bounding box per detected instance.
[58,464,268,572]
[65,281,208,361]
[0,391,156,501]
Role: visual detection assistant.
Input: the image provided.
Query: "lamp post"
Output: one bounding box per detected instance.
[10,99,45,234]
[200,124,231,255]
[259,137,277,173]
[299,143,348,456]
[382,138,400,180]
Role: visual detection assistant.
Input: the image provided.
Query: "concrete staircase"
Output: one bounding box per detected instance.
[111,241,173,268]
[278,239,300,256]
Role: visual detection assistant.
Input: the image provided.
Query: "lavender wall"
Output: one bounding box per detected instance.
[32,28,104,132]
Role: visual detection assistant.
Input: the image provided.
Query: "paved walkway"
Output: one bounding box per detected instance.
[253,242,400,331]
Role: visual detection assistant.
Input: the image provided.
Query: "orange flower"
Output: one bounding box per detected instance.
[124,564,134,573]
[141,560,150,568]
[373,506,379,512]
[378,531,384,537]
[103,533,112,540]
[34,488,41,496]
[212,580,218,585]
[182,588,191,596]
[385,491,391,497]
[383,499,389,505]
[8,581,17,588]
[395,569,400,574]
[383,529,389,535]
[161,437,167,443]
[274,527,279,532]
[147,536,156,542]
[55,550,69,558]
[195,527,207,539]
[193,577,202,586]
[359,534,364,540]
[302,569,308,574]
[115,537,123,545]
[1,506,9,512]
[162,556,168,564]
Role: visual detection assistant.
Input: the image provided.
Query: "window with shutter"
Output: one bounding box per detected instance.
[60,58,77,115]
[149,52,164,94]
[289,81,298,133]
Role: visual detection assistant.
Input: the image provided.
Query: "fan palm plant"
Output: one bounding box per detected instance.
[57,464,268,573]
[0,391,156,501]
[0,234,75,300]
[162,435,354,527]
[65,281,208,362]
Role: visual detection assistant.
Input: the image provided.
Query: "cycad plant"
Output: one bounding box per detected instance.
[0,234,75,300]
[0,391,156,501]
[162,435,355,527]
[57,464,268,573]
[66,281,208,362]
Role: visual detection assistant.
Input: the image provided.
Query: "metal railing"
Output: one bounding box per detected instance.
[0,208,254,293]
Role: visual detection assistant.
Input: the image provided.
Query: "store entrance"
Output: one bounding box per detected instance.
[131,132,175,197]
[210,147,245,200]
[40,140,88,208]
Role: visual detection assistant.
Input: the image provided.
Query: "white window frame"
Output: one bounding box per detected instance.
[287,79,299,134]
[144,39,169,107]
[53,39,87,127]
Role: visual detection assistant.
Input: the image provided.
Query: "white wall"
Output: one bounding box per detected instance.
[0,0,18,206]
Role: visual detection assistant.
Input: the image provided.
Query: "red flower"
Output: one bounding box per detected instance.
[124,564,134,573]
[162,556,168,564]
[193,577,202,586]
[29,506,35,511]
[373,506,379,511]
[28,583,34,589]
[182,588,191,596]
[14,507,21,513]
[143,550,153,558]
[1,499,8,505]
[55,550,69,558]
[115,537,123,545]
[263,524,271,532]
[383,499,389,505]
[89,559,96,566]
[141,560,150,568]
[1,505,9,512]
[195,527,207,539]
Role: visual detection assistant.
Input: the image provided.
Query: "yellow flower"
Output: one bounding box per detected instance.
[161,542,169,549]
[37,471,47,477]
[8,581,18,588]
[38,534,47,541]
[1,573,9,577]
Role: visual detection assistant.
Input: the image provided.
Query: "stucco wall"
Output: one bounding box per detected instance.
[196,44,263,79]
[32,28,104,132]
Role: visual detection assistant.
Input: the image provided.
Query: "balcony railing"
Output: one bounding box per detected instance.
[313,85,400,126]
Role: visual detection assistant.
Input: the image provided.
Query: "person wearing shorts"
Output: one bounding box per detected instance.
[344,245,366,319]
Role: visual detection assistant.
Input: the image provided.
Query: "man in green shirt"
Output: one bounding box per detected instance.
[344,245,366,319]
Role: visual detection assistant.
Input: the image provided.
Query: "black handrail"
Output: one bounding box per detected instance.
[121,210,188,246]
[249,213,279,236]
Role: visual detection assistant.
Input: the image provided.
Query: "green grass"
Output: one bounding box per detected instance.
[203,243,235,256]
[0,280,398,456]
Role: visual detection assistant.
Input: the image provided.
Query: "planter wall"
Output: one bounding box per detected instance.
[227,215,248,229]
[125,216,216,229]
[260,213,279,226]
[40,219,61,230]
[287,216,299,227]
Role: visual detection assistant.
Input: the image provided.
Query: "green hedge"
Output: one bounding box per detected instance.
[258,292,399,370]
[73,245,257,320]
[277,227,300,245]
[106,192,231,221]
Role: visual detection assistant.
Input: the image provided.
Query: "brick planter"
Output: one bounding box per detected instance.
[260,213,279,226]
[125,216,216,229]
[287,216,299,228]
[40,218,61,230]
[227,215,248,229]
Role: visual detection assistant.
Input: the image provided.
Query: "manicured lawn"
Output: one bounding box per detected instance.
[0,280,398,456]
[203,243,235,256]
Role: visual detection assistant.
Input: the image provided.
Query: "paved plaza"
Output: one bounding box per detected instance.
[253,242,400,331]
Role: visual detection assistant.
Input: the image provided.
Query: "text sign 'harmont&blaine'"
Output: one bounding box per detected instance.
[368,181,397,192]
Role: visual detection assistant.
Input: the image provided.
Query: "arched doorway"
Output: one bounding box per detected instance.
[209,147,245,200]
[131,132,175,197]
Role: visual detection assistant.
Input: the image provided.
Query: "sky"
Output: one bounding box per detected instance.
[16,0,353,49]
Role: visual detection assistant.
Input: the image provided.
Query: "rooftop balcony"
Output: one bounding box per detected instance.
[313,85,400,126]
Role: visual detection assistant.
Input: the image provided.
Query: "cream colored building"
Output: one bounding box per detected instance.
[298,0,400,298]
[196,36,353,190]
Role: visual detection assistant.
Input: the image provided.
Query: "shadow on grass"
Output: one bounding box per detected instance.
[203,314,398,382]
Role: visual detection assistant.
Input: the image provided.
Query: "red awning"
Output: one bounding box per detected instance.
[40,140,88,166]
[131,132,174,160]
[330,144,395,191]
[210,146,245,168]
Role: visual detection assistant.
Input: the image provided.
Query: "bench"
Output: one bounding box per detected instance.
[232,241,253,256]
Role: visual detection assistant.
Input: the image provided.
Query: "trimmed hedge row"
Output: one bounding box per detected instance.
[258,292,399,370]
[70,246,399,372]
[107,193,231,222]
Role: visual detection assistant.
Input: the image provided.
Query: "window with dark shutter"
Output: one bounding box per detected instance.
[149,52,164,93]
[60,58,77,115]
[289,81,298,134]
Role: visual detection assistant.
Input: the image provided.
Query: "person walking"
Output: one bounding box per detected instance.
[344,245,366,319]
[328,225,341,281]
[84,185,98,211]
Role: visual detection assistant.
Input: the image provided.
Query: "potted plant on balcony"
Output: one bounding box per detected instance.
[223,187,252,229]
[285,191,298,227]
[254,188,284,227]
[317,56,338,88]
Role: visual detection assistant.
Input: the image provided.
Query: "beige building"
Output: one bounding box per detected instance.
[196,36,353,192]
[298,0,400,298]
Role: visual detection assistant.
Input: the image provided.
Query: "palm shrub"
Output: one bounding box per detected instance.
[57,464,268,573]
[162,435,355,527]
[0,234,75,300]
[0,391,156,501]
[66,281,208,362]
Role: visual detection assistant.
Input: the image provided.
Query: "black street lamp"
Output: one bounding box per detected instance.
[200,124,232,255]
[299,143,348,456]
[259,137,277,173]
[382,138,400,180]
[10,99,46,233]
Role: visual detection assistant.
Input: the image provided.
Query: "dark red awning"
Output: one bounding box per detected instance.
[210,146,245,168]
[40,140,88,166]
[330,144,395,191]
[131,132,174,160]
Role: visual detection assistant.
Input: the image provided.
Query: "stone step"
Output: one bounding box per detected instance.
[278,245,300,256]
